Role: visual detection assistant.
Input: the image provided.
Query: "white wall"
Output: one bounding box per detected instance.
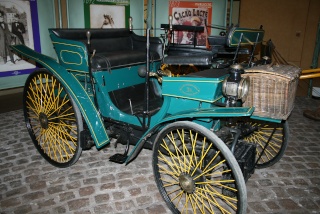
[130,0,145,35]
[66,0,228,37]
[1,0,227,89]
[67,0,85,28]
[37,0,56,58]
[34,0,229,57]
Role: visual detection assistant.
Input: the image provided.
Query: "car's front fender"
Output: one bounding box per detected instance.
[125,106,254,164]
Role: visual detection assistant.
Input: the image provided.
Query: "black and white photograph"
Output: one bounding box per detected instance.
[0,0,36,72]
[89,4,126,29]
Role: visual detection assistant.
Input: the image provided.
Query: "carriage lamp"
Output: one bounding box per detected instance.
[222,64,250,106]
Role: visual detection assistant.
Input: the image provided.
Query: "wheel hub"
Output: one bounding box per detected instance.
[238,122,259,138]
[179,173,195,194]
[179,168,207,194]
[39,112,49,129]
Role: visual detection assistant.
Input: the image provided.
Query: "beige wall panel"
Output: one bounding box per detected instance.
[300,0,320,69]
[239,0,310,66]
[240,0,320,96]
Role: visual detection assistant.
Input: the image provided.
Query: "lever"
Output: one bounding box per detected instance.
[169,15,173,31]
[86,31,91,45]
[129,17,133,31]
[128,99,133,115]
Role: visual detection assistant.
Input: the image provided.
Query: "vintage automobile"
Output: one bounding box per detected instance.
[11,20,300,213]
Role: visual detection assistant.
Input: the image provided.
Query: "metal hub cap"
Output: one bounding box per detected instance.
[39,112,49,129]
[179,173,195,194]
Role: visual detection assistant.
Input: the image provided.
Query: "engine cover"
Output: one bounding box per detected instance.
[233,141,256,181]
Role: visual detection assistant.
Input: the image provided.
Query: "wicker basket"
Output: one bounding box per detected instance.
[242,64,301,120]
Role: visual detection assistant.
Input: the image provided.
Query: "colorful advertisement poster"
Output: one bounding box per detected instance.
[169,1,212,46]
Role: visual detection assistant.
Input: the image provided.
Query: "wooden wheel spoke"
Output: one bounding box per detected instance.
[159,145,182,176]
[47,125,74,162]
[177,129,195,172]
[206,185,238,209]
[195,187,231,214]
[50,124,77,150]
[243,120,288,168]
[166,131,187,172]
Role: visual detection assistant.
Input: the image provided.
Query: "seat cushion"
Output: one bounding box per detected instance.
[164,54,212,66]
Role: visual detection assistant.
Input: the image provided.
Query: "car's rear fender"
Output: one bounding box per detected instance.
[11,44,110,149]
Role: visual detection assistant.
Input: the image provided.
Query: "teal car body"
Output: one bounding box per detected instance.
[11,27,279,163]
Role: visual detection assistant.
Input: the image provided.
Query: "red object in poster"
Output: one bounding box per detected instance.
[169,1,212,47]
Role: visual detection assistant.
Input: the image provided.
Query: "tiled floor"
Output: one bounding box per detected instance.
[0,97,319,214]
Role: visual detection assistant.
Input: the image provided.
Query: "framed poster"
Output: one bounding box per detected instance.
[83,0,130,28]
[169,1,212,47]
[0,0,40,78]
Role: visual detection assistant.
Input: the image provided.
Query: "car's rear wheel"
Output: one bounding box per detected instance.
[23,69,83,167]
[243,119,289,168]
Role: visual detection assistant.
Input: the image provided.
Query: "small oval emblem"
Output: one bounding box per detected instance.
[180,84,200,96]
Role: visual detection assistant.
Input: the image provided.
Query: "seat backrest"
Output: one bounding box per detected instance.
[50,28,131,40]
[226,27,264,47]
[225,27,264,65]
[161,24,205,48]
[50,28,133,53]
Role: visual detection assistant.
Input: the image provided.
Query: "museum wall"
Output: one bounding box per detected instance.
[0,0,228,90]
[239,0,320,96]
[0,0,56,89]
[39,0,228,59]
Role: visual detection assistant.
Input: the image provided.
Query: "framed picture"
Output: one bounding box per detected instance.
[0,0,40,78]
[83,0,130,28]
[169,1,212,47]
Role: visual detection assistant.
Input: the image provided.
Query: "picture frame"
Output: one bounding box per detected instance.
[0,0,41,78]
[169,1,212,47]
[83,0,130,28]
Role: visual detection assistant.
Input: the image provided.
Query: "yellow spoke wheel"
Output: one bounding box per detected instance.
[243,119,289,169]
[23,69,83,167]
[153,121,246,214]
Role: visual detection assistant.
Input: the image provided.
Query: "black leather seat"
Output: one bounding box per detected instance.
[50,28,164,71]
[161,24,213,67]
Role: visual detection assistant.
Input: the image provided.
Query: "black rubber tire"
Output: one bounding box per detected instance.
[152,121,247,214]
[243,119,289,169]
[23,69,83,167]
